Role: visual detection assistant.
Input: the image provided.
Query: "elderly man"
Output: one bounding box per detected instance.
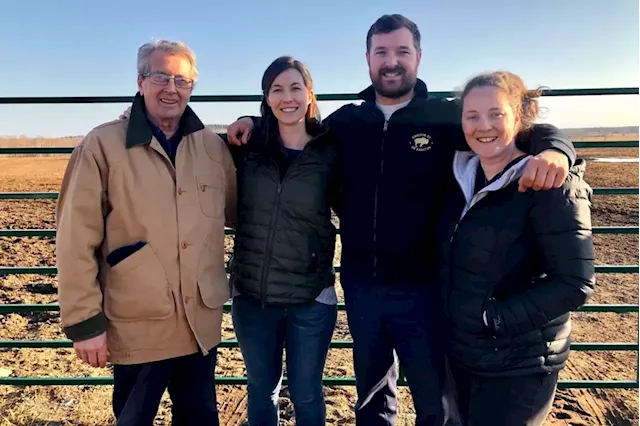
[56,40,236,425]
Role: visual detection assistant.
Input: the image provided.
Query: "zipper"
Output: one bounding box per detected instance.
[372,119,388,278]
[259,182,282,307]
[445,182,500,317]
[445,221,459,317]
[449,223,459,243]
[445,203,477,317]
[446,153,529,317]
[446,187,489,315]
[445,160,485,316]
[257,141,312,306]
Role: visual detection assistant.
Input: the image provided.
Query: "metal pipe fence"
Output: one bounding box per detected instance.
[1,87,638,389]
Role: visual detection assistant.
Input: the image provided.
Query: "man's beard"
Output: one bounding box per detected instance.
[370,66,416,99]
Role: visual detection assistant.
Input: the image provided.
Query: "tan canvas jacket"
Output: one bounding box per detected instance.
[56,93,236,364]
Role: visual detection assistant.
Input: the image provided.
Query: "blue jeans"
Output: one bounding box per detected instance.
[232,296,337,426]
[342,282,447,426]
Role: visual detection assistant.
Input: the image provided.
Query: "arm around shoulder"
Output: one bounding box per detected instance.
[521,123,577,166]
[322,103,358,130]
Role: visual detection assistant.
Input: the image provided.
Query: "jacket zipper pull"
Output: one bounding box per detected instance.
[383,120,388,131]
[450,223,459,243]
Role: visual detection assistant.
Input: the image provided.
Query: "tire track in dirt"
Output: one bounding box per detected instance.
[217,386,249,426]
[551,358,636,425]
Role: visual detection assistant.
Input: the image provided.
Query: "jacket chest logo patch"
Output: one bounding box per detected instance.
[410,133,433,152]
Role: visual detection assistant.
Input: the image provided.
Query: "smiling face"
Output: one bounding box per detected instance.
[366,28,421,103]
[461,86,521,160]
[137,50,194,124]
[266,68,313,126]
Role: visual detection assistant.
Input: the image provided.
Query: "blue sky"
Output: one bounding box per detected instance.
[1,0,638,137]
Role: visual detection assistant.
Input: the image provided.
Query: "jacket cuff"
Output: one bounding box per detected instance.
[63,312,108,342]
[236,115,257,123]
[235,115,260,130]
[546,146,576,168]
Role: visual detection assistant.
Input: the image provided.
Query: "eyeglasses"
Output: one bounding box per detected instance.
[141,71,195,88]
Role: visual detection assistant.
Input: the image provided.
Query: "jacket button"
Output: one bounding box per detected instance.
[177,188,183,195]
[181,242,188,249]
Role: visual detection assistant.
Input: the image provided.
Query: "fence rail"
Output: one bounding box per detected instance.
[0,265,638,276]
[1,340,636,352]
[1,187,637,200]
[1,87,638,391]
[0,87,637,105]
[1,141,638,156]
[0,226,638,238]
[1,303,637,315]
[0,376,634,389]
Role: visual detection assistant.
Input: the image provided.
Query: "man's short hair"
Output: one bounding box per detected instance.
[366,14,421,52]
[137,40,199,81]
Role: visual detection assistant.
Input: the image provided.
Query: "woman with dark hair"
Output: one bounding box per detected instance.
[438,71,596,425]
[227,56,339,426]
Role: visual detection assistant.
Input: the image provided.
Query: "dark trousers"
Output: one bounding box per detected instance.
[343,281,446,426]
[112,349,219,426]
[449,362,558,426]
[232,296,337,426]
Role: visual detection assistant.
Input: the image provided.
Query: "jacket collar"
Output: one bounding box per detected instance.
[261,119,332,162]
[357,78,429,104]
[453,151,532,205]
[125,92,205,149]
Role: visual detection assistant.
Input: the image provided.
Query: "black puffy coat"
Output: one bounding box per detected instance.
[228,125,340,306]
[326,80,576,287]
[250,80,577,287]
[438,153,596,377]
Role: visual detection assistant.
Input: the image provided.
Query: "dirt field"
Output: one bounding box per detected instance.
[572,133,639,142]
[0,142,638,425]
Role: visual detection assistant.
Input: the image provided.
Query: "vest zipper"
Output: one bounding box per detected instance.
[257,142,311,307]
[259,182,282,307]
[372,119,388,278]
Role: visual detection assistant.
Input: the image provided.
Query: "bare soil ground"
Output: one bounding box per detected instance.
[571,133,638,142]
[0,143,638,425]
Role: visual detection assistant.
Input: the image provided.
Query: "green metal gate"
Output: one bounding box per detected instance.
[0,87,638,389]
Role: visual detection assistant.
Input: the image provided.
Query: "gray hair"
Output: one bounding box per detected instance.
[137,40,199,81]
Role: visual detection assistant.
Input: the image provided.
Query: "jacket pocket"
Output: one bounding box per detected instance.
[106,241,146,267]
[104,244,174,322]
[308,233,330,273]
[197,277,230,309]
[475,336,514,372]
[196,174,224,218]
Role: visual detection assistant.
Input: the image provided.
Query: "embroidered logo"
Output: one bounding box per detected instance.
[410,133,433,152]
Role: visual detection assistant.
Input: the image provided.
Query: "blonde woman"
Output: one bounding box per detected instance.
[438,72,596,425]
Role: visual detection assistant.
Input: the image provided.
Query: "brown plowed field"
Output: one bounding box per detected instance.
[0,144,638,425]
